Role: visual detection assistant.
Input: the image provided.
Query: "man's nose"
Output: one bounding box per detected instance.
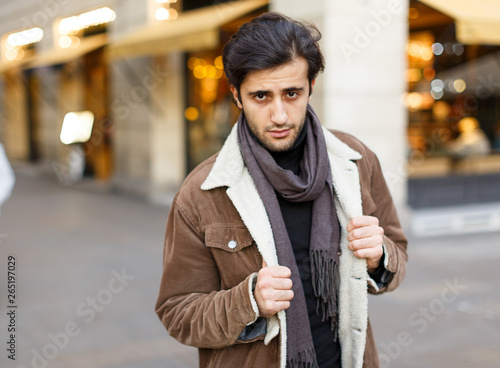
[270,98,288,125]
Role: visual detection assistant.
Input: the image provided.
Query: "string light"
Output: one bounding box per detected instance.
[155,7,170,20]
[59,7,116,35]
[58,36,72,49]
[6,27,43,48]
[155,8,178,20]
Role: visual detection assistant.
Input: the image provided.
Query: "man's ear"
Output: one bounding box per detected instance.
[230,85,243,109]
[308,79,316,101]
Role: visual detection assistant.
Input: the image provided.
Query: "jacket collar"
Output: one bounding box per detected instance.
[201,123,362,191]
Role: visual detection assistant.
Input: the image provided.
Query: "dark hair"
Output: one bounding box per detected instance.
[222,12,325,99]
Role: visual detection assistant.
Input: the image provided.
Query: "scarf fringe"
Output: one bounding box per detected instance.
[310,249,340,338]
[287,348,319,368]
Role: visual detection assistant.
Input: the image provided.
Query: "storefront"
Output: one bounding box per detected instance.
[406,0,500,208]
[108,0,267,199]
[0,6,115,182]
[31,8,114,182]
[183,11,265,170]
[0,28,41,162]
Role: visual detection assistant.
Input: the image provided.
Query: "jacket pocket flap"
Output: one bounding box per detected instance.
[205,227,254,252]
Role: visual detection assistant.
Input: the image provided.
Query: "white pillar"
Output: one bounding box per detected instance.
[272,0,409,216]
[150,53,186,205]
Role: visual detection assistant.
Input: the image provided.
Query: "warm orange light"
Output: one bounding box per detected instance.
[193,65,207,79]
[185,107,199,121]
[187,57,198,70]
[407,68,421,83]
[409,8,420,19]
[214,56,224,70]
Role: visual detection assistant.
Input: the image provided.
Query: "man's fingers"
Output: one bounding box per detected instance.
[352,244,383,261]
[261,300,291,315]
[347,215,379,232]
[259,264,291,279]
[349,234,384,251]
[347,225,384,242]
[261,259,293,280]
[275,289,294,301]
[276,301,291,311]
[257,273,293,291]
[261,288,294,301]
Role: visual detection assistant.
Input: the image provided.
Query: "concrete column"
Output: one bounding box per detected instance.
[36,67,60,167]
[272,0,409,214]
[150,53,186,204]
[110,56,154,196]
[109,0,188,201]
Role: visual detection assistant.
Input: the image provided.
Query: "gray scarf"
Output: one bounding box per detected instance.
[237,105,340,368]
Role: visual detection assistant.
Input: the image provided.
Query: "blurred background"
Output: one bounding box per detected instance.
[0,0,499,367]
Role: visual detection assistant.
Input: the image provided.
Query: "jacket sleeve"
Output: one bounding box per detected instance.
[155,199,259,349]
[362,149,408,294]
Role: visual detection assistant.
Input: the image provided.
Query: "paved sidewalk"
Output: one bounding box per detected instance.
[0,172,499,368]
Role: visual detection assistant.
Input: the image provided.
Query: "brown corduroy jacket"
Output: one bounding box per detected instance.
[155,125,408,368]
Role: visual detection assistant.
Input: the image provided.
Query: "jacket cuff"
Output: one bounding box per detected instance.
[367,243,393,293]
[247,272,260,325]
[381,235,399,273]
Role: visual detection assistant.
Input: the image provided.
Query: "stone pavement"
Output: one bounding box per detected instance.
[0,171,499,368]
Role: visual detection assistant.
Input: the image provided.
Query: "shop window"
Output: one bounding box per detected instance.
[407,1,500,207]
[185,51,239,171]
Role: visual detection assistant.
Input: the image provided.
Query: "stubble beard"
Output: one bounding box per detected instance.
[244,110,307,153]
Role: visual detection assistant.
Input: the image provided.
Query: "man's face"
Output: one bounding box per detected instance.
[231,57,314,152]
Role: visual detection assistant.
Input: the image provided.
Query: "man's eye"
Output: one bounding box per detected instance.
[286,91,298,98]
[255,93,266,100]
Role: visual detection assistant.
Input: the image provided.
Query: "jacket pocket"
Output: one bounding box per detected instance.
[205,226,260,289]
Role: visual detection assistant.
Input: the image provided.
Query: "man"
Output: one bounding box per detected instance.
[156,12,407,368]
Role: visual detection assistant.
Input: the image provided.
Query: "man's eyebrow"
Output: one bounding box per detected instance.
[247,87,305,96]
[283,87,304,93]
[247,90,271,96]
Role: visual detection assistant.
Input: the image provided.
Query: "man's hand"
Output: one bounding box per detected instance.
[347,216,384,272]
[254,259,294,318]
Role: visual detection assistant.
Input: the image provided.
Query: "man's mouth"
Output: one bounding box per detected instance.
[268,129,291,138]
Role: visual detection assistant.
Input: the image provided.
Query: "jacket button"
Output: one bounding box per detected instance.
[228,240,237,249]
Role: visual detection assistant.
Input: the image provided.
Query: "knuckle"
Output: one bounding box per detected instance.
[260,288,271,299]
[263,300,273,309]
[258,279,269,289]
[349,241,356,251]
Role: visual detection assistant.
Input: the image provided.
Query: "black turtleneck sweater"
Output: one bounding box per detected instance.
[270,126,341,368]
